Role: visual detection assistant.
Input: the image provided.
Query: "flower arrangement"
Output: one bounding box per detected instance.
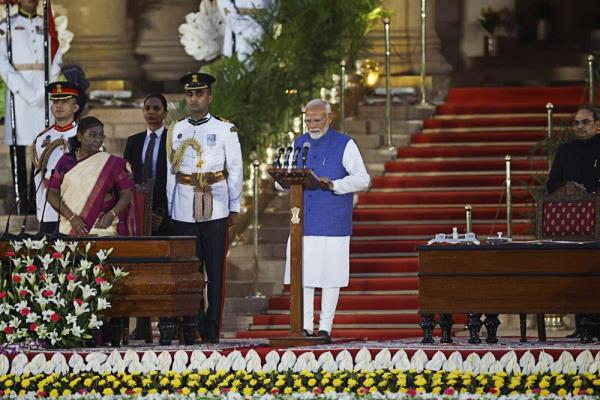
[0,369,600,398]
[0,238,128,348]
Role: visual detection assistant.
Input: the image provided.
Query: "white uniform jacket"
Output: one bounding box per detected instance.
[0,13,62,145]
[32,123,77,222]
[166,113,243,222]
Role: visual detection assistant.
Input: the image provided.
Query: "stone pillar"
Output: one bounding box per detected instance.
[54,0,142,89]
[133,0,200,87]
[364,0,451,98]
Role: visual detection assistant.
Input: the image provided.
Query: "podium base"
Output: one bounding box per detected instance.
[269,335,329,348]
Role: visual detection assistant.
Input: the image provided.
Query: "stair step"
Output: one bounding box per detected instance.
[371,174,538,188]
[410,130,546,144]
[268,294,418,311]
[283,277,418,293]
[423,116,565,129]
[397,145,543,158]
[384,159,547,173]
[251,313,468,327]
[350,257,418,274]
[236,328,442,340]
[352,223,533,237]
[357,189,531,206]
[353,206,533,222]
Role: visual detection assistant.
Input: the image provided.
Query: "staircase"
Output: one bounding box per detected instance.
[236,85,586,340]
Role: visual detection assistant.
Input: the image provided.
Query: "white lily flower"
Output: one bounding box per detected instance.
[0,304,11,315]
[23,238,34,249]
[74,302,89,316]
[96,248,113,262]
[25,312,39,323]
[10,316,21,328]
[97,298,111,310]
[81,285,97,300]
[0,321,6,331]
[67,280,81,292]
[42,310,55,322]
[67,241,78,253]
[48,331,59,345]
[35,296,49,309]
[66,313,78,325]
[13,300,28,312]
[79,259,92,271]
[57,273,66,285]
[100,281,112,293]
[112,266,128,279]
[37,325,48,338]
[53,239,67,253]
[10,240,23,252]
[88,314,103,329]
[61,327,71,336]
[71,324,84,337]
[37,253,53,268]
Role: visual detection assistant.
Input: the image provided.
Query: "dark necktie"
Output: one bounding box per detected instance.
[142,132,157,182]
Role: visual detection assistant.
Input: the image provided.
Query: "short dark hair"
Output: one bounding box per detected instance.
[69,116,104,150]
[144,93,167,110]
[577,106,600,121]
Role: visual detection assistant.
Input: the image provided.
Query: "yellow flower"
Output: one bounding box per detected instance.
[62,389,71,396]
[587,388,595,395]
[257,388,266,395]
[321,377,330,385]
[171,378,181,388]
[212,388,220,395]
[98,379,106,386]
[4,379,12,387]
[197,387,208,394]
[558,388,568,396]
[84,378,93,387]
[432,387,441,395]
[294,378,302,388]
[540,389,550,396]
[539,379,549,389]
[107,376,116,383]
[574,379,582,388]
[308,378,317,387]
[18,390,26,397]
[333,378,342,387]
[249,378,257,386]
[21,379,30,389]
[363,377,375,387]
[182,387,191,395]
[49,389,59,398]
[284,387,293,394]
[414,375,426,386]
[370,386,378,393]
[102,388,114,396]
[275,379,285,387]
[348,378,357,388]
[324,386,335,393]
[242,386,253,396]
[147,388,158,395]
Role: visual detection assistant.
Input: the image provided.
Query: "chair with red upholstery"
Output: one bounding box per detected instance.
[522,182,600,342]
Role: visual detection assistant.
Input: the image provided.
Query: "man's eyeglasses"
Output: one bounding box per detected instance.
[572,119,594,127]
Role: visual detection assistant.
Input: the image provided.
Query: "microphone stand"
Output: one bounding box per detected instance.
[18,170,44,239]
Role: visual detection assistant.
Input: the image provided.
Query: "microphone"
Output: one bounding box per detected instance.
[291,146,301,168]
[273,146,285,168]
[1,197,22,240]
[282,146,293,168]
[18,169,45,239]
[301,142,311,167]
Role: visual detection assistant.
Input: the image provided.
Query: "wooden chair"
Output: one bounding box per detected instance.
[522,182,600,341]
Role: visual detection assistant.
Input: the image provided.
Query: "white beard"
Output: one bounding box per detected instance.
[308,126,329,139]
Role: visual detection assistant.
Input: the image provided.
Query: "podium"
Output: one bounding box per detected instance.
[269,167,329,346]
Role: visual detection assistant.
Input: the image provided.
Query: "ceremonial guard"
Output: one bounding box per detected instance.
[0,0,62,213]
[32,81,79,234]
[166,72,243,344]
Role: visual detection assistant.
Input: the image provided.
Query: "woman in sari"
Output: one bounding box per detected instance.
[48,116,136,236]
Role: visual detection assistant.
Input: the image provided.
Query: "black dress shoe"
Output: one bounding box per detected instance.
[317,330,331,343]
[566,330,581,339]
[303,330,314,337]
[201,337,220,344]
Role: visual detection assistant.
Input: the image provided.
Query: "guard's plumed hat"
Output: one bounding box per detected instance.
[179,72,216,91]
[48,81,80,100]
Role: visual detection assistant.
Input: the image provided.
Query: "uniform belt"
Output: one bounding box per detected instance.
[176,171,225,187]
[14,63,44,71]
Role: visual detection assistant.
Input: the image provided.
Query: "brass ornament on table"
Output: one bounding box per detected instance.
[544,314,566,330]
[290,207,300,224]
[356,58,380,90]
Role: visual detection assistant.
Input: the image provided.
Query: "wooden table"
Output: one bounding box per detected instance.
[1,236,203,346]
[418,242,600,344]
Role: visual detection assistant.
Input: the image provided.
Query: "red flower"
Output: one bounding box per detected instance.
[77,389,87,395]
[95,277,104,285]
[73,298,83,306]
[359,387,370,394]
[19,290,29,296]
[126,389,136,395]
[5,251,15,257]
[95,264,105,272]
[29,323,37,331]
[0,291,6,299]
[50,313,60,322]
[20,308,30,316]
[444,387,455,395]
[11,274,21,283]
[42,289,53,297]
[532,388,541,394]
[407,388,417,397]
[220,388,230,394]
[26,264,37,273]
[3,326,13,335]
[52,252,62,259]
[270,388,280,394]
[66,273,76,281]
[488,387,498,394]
[37,390,47,397]
[312,387,323,394]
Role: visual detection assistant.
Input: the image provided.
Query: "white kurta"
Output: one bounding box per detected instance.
[33,124,77,222]
[283,139,370,288]
[0,14,62,145]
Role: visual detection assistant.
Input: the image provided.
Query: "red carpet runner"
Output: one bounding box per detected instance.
[236,85,585,341]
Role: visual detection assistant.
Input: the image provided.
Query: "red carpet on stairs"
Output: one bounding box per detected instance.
[236,85,585,341]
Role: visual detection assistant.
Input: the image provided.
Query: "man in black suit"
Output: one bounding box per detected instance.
[123,93,170,340]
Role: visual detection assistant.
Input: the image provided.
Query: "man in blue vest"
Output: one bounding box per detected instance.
[283,99,370,343]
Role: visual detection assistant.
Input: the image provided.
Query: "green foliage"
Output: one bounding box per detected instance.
[191,0,384,162]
